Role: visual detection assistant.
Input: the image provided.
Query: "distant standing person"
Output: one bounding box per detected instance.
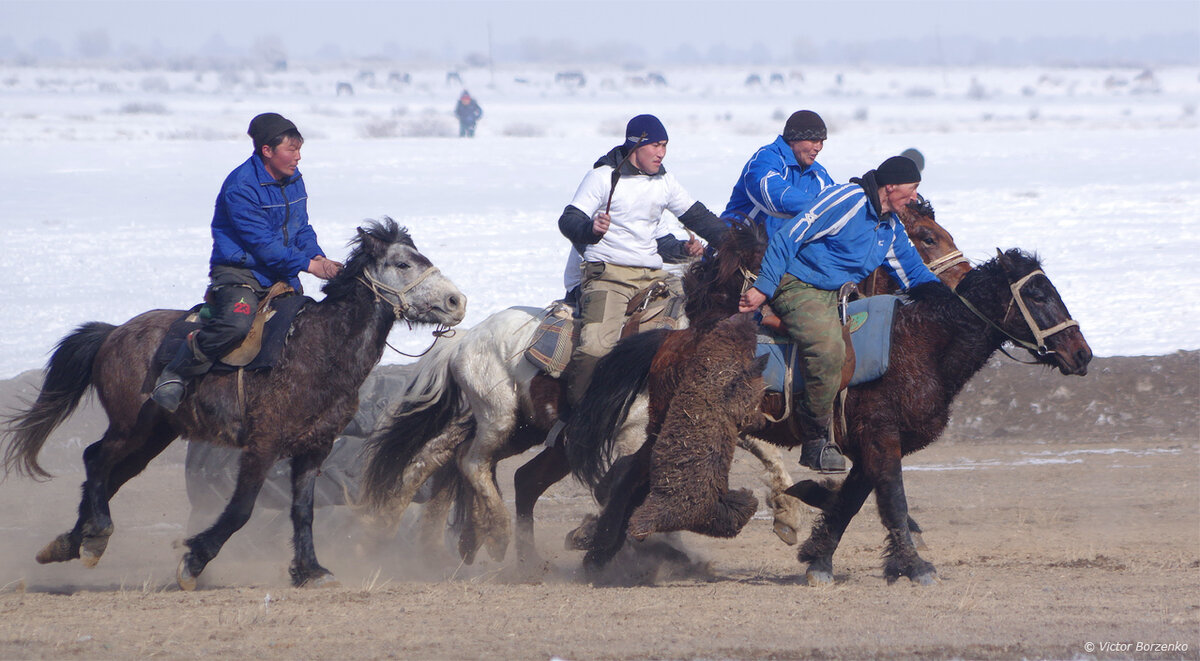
[721,110,834,238]
[150,113,342,412]
[455,91,482,137]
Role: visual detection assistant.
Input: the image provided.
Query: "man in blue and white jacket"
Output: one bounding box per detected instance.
[722,110,835,237]
[739,155,941,472]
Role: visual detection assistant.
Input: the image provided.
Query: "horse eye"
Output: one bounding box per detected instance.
[395,261,411,270]
[923,237,936,246]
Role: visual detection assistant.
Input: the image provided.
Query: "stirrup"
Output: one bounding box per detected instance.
[800,439,847,474]
[151,377,186,413]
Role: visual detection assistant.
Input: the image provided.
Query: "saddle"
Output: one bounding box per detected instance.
[153,283,311,375]
[523,278,682,378]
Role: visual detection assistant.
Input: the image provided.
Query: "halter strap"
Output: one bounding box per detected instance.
[927,250,969,276]
[957,268,1078,358]
[357,265,439,320]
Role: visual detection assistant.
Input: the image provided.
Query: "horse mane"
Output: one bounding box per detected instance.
[321,216,414,300]
[680,220,765,330]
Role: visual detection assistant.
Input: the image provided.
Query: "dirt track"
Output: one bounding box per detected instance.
[0,352,1197,660]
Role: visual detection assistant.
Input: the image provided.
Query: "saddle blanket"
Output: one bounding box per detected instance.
[756,294,901,392]
[153,294,312,374]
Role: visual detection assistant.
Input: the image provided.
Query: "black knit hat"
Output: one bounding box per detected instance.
[625,114,668,147]
[248,112,298,150]
[782,110,827,142]
[874,155,922,186]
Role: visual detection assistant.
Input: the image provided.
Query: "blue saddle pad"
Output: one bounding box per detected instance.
[757,294,901,393]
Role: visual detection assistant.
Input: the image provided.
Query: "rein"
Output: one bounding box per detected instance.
[357,266,456,358]
[956,268,1079,362]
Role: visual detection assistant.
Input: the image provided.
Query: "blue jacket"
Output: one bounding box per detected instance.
[753,179,939,297]
[721,136,834,238]
[209,155,324,290]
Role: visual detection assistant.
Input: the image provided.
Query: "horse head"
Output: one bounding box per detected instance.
[326,217,467,327]
[896,197,972,289]
[681,220,766,330]
[964,248,1092,376]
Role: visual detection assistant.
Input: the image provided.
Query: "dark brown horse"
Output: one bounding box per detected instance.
[569,248,1092,584]
[1,219,465,589]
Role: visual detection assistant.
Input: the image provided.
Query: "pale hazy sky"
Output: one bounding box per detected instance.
[3,0,1198,63]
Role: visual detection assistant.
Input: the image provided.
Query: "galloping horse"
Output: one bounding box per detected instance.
[359,198,967,568]
[569,248,1092,584]
[1,219,465,589]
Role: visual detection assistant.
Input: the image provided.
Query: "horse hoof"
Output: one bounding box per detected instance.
[773,521,798,546]
[79,534,111,568]
[177,557,199,592]
[485,537,509,563]
[806,569,834,586]
[35,533,77,564]
[302,573,340,589]
[911,571,939,586]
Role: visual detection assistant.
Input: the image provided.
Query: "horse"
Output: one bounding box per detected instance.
[357,219,771,566]
[0,219,466,589]
[359,197,967,569]
[568,248,1092,585]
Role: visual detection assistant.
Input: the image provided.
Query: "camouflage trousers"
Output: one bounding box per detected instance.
[566,261,679,407]
[770,274,845,420]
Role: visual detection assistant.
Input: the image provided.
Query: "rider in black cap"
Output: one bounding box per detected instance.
[151,113,342,412]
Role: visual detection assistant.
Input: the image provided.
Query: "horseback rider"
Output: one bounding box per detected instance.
[721,110,835,236]
[738,155,941,473]
[558,113,728,407]
[151,113,342,412]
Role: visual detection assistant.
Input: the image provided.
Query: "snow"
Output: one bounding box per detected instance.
[1,63,1198,377]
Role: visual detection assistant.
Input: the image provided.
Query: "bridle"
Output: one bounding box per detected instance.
[926,249,969,277]
[956,266,1079,360]
[357,265,455,357]
[357,265,440,320]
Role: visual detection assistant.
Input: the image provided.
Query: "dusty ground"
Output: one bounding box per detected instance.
[0,352,1197,660]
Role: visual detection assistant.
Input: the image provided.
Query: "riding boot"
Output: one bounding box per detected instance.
[796,410,847,474]
[151,331,211,413]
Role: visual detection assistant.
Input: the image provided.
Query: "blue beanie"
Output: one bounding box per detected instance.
[625,114,668,147]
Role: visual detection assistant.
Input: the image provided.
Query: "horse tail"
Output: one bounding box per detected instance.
[359,333,466,508]
[2,322,116,479]
[566,328,669,489]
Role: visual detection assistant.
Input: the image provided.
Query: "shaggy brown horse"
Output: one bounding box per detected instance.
[626,314,768,541]
[1,219,465,589]
[569,248,1092,584]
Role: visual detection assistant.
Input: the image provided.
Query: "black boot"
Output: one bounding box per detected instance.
[151,333,210,413]
[796,410,847,474]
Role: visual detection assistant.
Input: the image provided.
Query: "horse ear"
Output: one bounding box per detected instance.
[357,225,385,258]
[995,247,1016,277]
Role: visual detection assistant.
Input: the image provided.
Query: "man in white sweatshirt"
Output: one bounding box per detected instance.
[557,114,727,406]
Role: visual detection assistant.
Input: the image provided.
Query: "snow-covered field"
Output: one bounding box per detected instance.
[1,63,1197,377]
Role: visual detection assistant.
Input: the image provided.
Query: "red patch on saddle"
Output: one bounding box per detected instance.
[233,299,252,315]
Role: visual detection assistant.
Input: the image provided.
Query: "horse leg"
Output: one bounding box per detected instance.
[178,448,273,590]
[869,449,938,585]
[413,464,458,554]
[737,435,803,545]
[796,465,873,586]
[39,407,175,567]
[582,445,651,577]
[458,426,514,562]
[287,449,336,587]
[787,478,925,548]
[359,421,466,542]
[513,443,570,567]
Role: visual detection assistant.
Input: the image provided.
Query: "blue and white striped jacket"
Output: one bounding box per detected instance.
[753,181,939,297]
[721,135,834,238]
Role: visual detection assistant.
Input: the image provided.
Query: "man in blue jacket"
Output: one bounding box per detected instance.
[151,113,342,412]
[722,110,834,237]
[738,155,940,472]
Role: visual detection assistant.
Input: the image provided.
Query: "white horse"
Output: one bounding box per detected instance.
[357,304,804,565]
